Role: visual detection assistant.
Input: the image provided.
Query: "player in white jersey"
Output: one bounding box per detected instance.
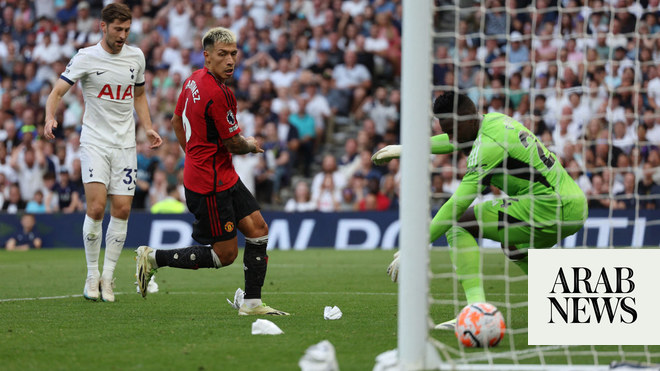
[44,3,162,302]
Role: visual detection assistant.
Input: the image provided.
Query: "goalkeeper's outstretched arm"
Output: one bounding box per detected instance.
[371,134,455,165]
[386,175,479,282]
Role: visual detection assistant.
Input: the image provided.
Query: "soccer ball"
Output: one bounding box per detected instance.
[455,303,506,348]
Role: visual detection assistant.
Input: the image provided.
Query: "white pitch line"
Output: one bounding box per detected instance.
[0,290,532,302]
[0,291,398,302]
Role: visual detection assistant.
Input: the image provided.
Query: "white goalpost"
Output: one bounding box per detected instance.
[398,0,438,370]
[397,0,660,370]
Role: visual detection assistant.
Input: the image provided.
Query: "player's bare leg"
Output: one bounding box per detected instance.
[82,182,107,301]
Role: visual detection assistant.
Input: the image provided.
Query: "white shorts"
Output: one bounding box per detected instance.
[80,144,137,196]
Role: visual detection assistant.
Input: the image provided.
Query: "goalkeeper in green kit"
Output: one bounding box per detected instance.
[372,92,587,330]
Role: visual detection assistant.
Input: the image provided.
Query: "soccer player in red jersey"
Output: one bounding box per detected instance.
[135,27,288,315]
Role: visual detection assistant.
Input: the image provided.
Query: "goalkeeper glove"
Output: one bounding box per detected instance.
[371,145,401,166]
[386,251,400,282]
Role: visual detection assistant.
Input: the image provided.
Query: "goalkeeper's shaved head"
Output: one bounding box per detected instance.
[433,92,476,117]
[433,92,480,145]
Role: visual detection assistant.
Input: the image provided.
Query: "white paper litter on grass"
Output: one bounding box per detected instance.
[251,319,283,335]
[298,340,339,371]
[323,306,342,320]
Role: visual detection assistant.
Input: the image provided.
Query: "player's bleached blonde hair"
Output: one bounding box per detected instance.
[202,27,237,50]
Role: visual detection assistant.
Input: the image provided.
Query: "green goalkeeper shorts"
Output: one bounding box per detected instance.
[473,193,587,249]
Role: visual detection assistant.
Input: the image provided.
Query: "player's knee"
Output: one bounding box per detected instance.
[220,251,237,266]
[255,221,268,236]
[213,245,238,266]
[86,205,105,219]
[113,204,132,219]
[446,226,468,245]
[246,219,268,238]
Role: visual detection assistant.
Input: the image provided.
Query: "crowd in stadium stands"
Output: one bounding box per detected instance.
[0,0,659,216]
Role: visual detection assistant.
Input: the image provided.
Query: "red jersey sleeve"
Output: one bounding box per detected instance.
[174,81,188,117]
[212,84,241,140]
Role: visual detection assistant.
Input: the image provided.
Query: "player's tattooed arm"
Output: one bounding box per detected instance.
[222,135,264,155]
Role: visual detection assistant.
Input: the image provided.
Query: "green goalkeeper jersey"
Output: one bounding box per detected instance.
[430,112,586,242]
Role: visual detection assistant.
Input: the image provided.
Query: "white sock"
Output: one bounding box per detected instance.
[244,298,263,308]
[211,249,222,268]
[148,250,158,268]
[101,217,128,280]
[83,215,103,278]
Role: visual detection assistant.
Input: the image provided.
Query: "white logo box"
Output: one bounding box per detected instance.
[528,249,660,345]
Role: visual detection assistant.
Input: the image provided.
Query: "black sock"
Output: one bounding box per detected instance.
[155,246,216,269]
[243,240,268,299]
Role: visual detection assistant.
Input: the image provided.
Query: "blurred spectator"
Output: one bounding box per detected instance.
[357,174,390,211]
[40,171,57,212]
[25,189,46,213]
[233,152,260,196]
[612,121,635,154]
[11,144,46,202]
[5,213,42,250]
[614,172,636,210]
[2,183,26,213]
[507,31,529,66]
[269,33,292,62]
[638,162,660,209]
[339,137,359,167]
[332,50,372,115]
[381,172,399,210]
[56,0,79,24]
[0,141,17,184]
[644,114,660,145]
[161,153,180,187]
[150,184,186,214]
[313,173,341,212]
[587,174,611,209]
[158,0,194,49]
[352,148,382,181]
[271,86,298,115]
[360,86,398,135]
[32,33,61,65]
[284,181,316,212]
[566,159,593,195]
[303,82,331,143]
[48,168,82,214]
[76,1,93,34]
[289,97,316,177]
[260,122,292,203]
[311,154,347,204]
[270,58,298,89]
[133,140,160,210]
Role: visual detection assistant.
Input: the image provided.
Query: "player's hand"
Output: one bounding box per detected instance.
[146,129,163,149]
[247,136,264,153]
[386,251,400,282]
[44,118,58,140]
[372,145,401,166]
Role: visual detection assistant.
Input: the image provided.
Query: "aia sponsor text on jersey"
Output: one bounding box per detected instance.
[97,84,133,100]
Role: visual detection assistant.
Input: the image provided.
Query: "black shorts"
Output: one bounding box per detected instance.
[185,179,261,244]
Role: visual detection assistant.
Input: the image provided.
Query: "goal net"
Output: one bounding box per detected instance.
[398,0,660,369]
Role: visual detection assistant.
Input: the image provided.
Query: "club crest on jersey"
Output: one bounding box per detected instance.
[224,222,234,233]
[130,67,134,79]
[97,84,133,100]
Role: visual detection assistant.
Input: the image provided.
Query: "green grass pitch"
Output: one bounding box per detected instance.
[1,249,658,370]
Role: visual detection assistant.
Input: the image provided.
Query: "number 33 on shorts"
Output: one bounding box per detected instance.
[123,167,137,191]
